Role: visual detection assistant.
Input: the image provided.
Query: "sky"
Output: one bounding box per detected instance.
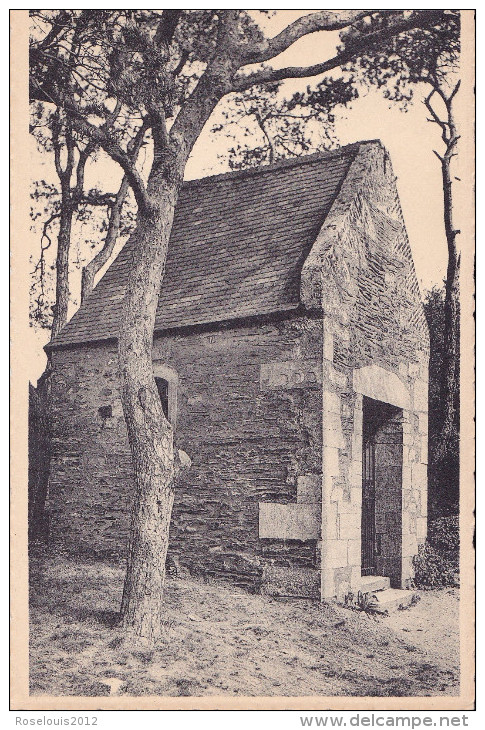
[27,10,458,383]
[192,10,450,291]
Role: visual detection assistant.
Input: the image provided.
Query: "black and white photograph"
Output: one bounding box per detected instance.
[11,8,475,711]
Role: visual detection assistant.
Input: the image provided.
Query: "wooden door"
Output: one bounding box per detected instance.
[361,433,376,576]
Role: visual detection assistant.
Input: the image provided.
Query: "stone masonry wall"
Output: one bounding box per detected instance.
[47,344,132,562]
[301,142,429,597]
[47,315,324,590]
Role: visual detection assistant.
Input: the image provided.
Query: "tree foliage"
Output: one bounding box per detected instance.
[343,10,461,484]
[212,77,357,170]
[342,10,459,105]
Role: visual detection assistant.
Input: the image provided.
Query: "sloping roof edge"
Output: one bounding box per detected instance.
[300,139,429,347]
[179,140,366,188]
[46,303,311,353]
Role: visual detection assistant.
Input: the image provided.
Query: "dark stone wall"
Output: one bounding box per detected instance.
[47,345,133,562]
[47,316,323,587]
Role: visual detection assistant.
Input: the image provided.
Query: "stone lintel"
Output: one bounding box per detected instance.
[353,364,411,410]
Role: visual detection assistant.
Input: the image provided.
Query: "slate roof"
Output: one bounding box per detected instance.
[48,143,361,349]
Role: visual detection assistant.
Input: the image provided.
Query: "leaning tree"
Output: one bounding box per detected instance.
[29,9,451,642]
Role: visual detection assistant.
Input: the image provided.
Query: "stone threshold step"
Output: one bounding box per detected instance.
[370,587,417,613]
[359,575,391,593]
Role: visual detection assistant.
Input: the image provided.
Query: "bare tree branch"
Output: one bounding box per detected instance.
[173,49,189,77]
[233,10,446,91]
[424,89,450,145]
[448,79,461,103]
[72,100,123,199]
[241,10,372,64]
[30,10,72,51]
[80,177,130,301]
[52,128,64,180]
[81,118,149,300]
[68,113,150,212]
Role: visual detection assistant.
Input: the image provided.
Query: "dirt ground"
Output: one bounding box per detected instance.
[29,556,459,698]
[383,588,460,675]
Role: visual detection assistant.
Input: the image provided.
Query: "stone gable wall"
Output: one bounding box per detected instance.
[301,142,429,597]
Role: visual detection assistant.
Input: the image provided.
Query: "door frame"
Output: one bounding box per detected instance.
[320,364,412,600]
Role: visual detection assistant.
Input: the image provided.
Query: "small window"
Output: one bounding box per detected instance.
[153,363,178,428]
[155,377,169,420]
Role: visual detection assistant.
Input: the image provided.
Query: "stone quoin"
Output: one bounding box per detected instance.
[44,140,429,600]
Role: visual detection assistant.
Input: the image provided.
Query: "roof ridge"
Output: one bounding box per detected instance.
[182,139,380,189]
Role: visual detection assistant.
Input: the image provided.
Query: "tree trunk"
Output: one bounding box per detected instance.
[439,148,460,458]
[437,81,460,462]
[81,202,121,302]
[51,202,73,338]
[80,265,95,303]
[116,48,238,642]
[118,180,180,642]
